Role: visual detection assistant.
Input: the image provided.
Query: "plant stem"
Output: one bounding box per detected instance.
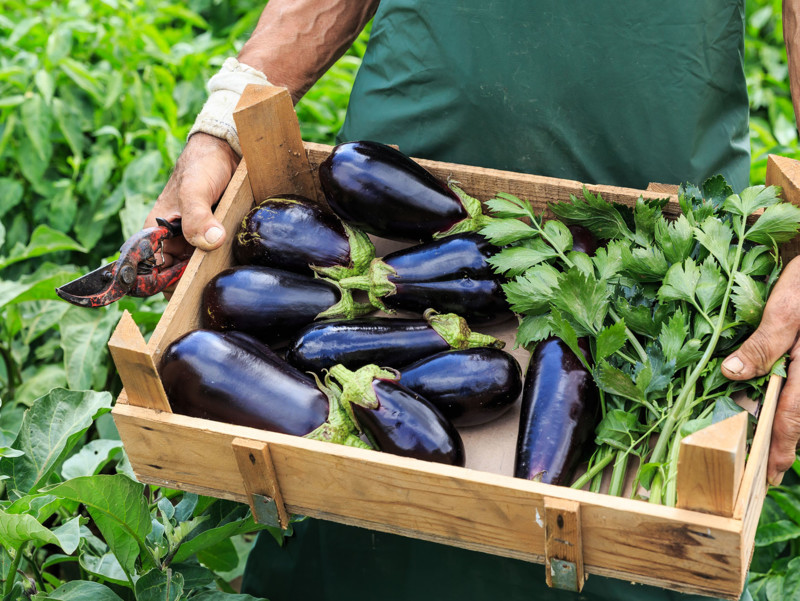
[3,542,28,598]
[649,240,745,468]
[664,428,685,507]
[608,450,630,497]
[571,449,615,490]
[649,472,664,504]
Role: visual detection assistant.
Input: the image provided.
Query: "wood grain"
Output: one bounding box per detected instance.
[234,84,318,204]
[232,438,290,529]
[544,497,584,592]
[676,412,748,517]
[107,311,170,412]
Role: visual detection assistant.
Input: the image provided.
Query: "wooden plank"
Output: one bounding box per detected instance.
[647,182,681,195]
[676,412,748,517]
[544,498,584,592]
[234,84,318,204]
[303,142,681,217]
[112,401,745,599]
[232,438,290,529]
[146,162,253,363]
[107,311,170,412]
[767,154,800,262]
[734,374,783,591]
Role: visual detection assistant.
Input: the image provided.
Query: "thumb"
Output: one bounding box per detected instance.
[721,326,790,381]
[180,194,226,251]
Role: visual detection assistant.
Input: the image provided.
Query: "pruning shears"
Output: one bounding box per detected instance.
[55,218,189,308]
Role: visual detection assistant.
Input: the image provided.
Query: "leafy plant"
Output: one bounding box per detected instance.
[481,178,800,505]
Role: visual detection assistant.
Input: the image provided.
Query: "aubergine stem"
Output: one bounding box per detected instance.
[337,258,396,312]
[424,309,505,350]
[315,279,376,320]
[327,364,398,430]
[304,374,372,449]
[312,224,377,281]
[434,183,493,239]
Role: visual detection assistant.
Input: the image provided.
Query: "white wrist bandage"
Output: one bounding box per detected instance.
[188,57,270,157]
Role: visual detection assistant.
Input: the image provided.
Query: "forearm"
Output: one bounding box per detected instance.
[239,0,380,103]
[784,0,800,129]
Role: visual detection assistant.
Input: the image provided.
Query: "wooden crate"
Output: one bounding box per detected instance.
[109,85,796,599]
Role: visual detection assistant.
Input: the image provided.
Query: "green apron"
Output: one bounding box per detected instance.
[339,0,750,191]
[242,2,754,599]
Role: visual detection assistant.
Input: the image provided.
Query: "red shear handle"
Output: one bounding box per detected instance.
[128,260,189,297]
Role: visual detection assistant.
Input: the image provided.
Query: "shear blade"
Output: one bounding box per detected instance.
[55,262,120,307]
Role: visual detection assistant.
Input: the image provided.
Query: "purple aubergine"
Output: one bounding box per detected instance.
[568,224,597,255]
[513,337,600,485]
[159,329,328,435]
[398,348,522,427]
[285,311,504,375]
[339,232,512,324]
[233,195,374,279]
[201,265,347,347]
[330,365,465,466]
[318,141,484,242]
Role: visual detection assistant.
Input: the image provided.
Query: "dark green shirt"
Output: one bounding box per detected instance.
[340,0,750,191]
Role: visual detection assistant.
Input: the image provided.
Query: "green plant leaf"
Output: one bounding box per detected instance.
[746,202,800,245]
[551,267,609,334]
[0,225,86,270]
[659,309,688,363]
[542,219,572,254]
[694,217,734,273]
[654,214,695,264]
[723,185,781,217]
[484,193,534,219]
[61,440,124,480]
[732,272,765,327]
[0,389,112,496]
[755,519,800,546]
[621,245,669,282]
[60,306,120,391]
[595,321,628,362]
[516,314,552,347]
[78,551,128,586]
[782,556,800,599]
[593,360,646,405]
[44,475,152,576]
[592,240,625,281]
[0,510,79,554]
[0,263,82,309]
[658,258,700,304]
[479,217,536,246]
[134,568,184,601]
[549,188,633,241]
[695,257,727,313]
[486,240,557,277]
[501,264,560,314]
[595,409,643,450]
[31,580,124,601]
[21,94,53,163]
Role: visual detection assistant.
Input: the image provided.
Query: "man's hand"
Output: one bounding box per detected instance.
[721,255,800,486]
[144,133,240,268]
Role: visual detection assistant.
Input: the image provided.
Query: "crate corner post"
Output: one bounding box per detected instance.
[543,497,585,593]
[108,309,171,413]
[233,83,318,204]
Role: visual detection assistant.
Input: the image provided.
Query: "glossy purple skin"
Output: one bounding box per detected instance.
[568,225,597,255]
[399,348,522,427]
[384,233,497,282]
[513,337,599,485]
[383,278,512,325]
[286,317,450,374]
[318,140,467,242]
[352,378,465,466]
[233,195,352,274]
[201,265,340,347]
[159,330,328,436]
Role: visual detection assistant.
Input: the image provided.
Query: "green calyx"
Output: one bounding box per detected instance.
[316,279,376,320]
[337,258,397,312]
[327,364,399,431]
[303,373,372,449]
[312,224,376,281]
[434,183,493,239]
[425,309,505,350]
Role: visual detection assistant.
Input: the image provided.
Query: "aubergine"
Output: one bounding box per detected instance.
[318,141,486,242]
[201,265,370,347]
[339,232,512,324]
[398,348,522,427]
[513,337,599,485]
[233,194,375,280]
[286,310,504,375]
[568,224,597,256]
[330,364,465,466]
[159,329,329,435]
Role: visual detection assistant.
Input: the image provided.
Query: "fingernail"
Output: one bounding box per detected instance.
[768,472,784,487]
[722,356,744,374]
[204,226,223,245]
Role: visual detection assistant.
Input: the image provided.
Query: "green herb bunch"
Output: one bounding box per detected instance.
[480,176,800,505]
